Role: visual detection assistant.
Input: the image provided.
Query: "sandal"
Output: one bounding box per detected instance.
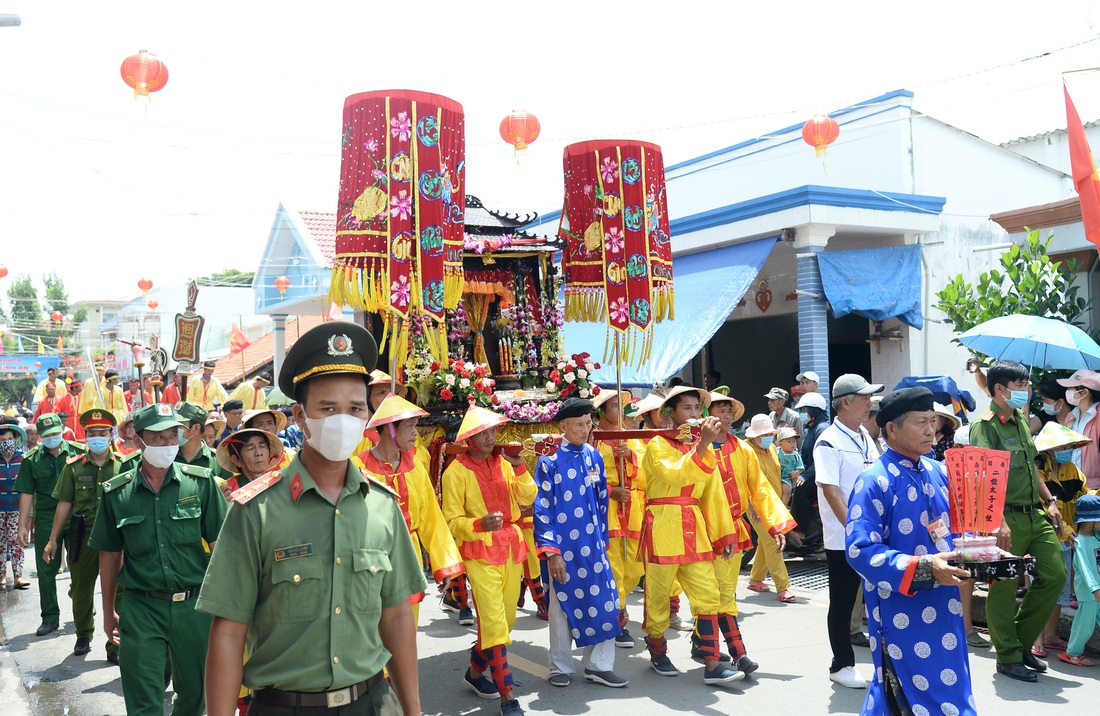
[776,590,796,603]
[1042,642,1067,652]
[1030,645,1047,658]
[746,581,770,593]
[1057,652,1095,667]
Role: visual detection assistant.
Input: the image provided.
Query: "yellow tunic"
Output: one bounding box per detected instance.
[442,453,536,565]
[599,438,647,538]
[715,437,794,551]
[33,377,68,403]
[229,382,268,410]
[186,376,229,411]
[639,436,737,564]
[101,385,128,423]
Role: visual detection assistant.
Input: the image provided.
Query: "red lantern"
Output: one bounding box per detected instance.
[147,300,159,310]
[34,361,41,368]
[499,110,541,155]
[51,310,63,323]
[802,115,840,157]
[138,277,153,294]
[120,51,169,99]
[274,276,291,296]
[0,265,8,279]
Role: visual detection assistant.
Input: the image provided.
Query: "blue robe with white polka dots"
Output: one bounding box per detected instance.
[846,448,976,716]
[534,440,622,647]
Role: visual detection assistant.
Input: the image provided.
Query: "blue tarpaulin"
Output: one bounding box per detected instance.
[818,244,923,329]
[563,235,778,388]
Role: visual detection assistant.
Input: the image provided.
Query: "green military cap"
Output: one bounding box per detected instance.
[132,403,184,433]
[278,320,378,401]
[36,413,64,437]
[176,401,208,424]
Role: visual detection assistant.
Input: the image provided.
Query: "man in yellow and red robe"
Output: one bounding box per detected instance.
[639,386,743,685]
[442,406,536,715]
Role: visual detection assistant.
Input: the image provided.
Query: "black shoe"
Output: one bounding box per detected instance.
[1022,652,1048,672]
[849,632,870,648]
[996,661,1037,682]
[458,606,475,626]
[35,621,59,636]
[736,655,759,675]
[615,628,635,648]
[690,647,731,663]
[73,637,92,655]
[106,652,119,665]
[441,593,461,614]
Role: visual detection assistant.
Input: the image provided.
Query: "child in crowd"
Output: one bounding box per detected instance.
[775,427,802,506]
[1032,422,1091,657]
[1060,493,1100,667]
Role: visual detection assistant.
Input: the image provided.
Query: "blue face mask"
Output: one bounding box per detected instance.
[1006,390,1029,411]
[42,434,63,449]
[178,428,187,446]
[1054,450,1074,464]
[1041,402,1059,416]
[799,411,811,424]
[759,435,775,448]
[86,436,111,454]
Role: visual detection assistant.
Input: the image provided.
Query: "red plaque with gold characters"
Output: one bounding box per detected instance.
[172,281,204,364]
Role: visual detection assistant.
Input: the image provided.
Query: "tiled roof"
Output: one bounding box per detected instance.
[212,314,326,387]
[298,211,337,266]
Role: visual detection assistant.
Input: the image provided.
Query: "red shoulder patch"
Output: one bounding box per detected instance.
[289,473,303,503]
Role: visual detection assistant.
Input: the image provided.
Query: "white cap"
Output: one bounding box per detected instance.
[795,392,827,411]
[796,370,820,384]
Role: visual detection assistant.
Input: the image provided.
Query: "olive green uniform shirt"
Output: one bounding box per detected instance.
[969,401,1041,508]
[14,441,86,513]
[52,451,130,525]
[176,442,232,480]
[88,460,227,592]
[196,455,427,692]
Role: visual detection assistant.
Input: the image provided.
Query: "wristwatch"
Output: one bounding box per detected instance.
[1044,497,1057,507]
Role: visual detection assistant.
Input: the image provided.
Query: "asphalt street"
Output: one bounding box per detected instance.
[1,551,1097,715]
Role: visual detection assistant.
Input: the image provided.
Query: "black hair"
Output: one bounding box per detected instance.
[1039,379,1065,402]
[664,391,700,413]
[985,360,1030,393]
[223,400,244,411]
[706,370,721,382]
[668,377,685,388]
[0,416,18,426]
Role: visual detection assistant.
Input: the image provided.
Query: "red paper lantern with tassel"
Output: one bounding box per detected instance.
[121,51,169,99]
[499,110,541,155]
[802,115,840,157]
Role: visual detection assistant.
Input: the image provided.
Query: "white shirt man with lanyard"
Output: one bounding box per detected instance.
[813,373,884,690]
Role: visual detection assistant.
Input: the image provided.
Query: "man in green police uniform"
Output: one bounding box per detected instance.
[199,321,427,716]
[175,400,232,479]
[969,360,1067,683]
[15,413,86,636]
[42,408,133,659]
[89,403,227,716]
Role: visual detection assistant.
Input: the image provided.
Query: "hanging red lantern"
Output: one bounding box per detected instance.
[499,110,541,155]
[802,115,840,157]
[120,51,169,99]
[0,265,8,279]
[147,300,159,310]
[274,276,291,296]
[51,310,63,323]
[34,361,41,368]
[138,277,153,294]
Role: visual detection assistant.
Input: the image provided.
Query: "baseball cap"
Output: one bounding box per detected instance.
[832,373,884,398]
[132,403,184,433]
[36,413,64,437]
[764,387,789,401]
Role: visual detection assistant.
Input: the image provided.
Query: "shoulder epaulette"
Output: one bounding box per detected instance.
[103,472,134,493]
[979,411,995,422]
[361,469,399,498]
[65,454,85,465]
[71,442,88,452]
[119,451,141,464]
[231,470,281,504]
[23,445,40,458]
[179,464,212,479]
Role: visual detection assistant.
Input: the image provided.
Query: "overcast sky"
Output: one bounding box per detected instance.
[2,1,1099,303]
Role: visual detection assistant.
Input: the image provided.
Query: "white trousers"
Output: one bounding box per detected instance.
[547,581,616,676]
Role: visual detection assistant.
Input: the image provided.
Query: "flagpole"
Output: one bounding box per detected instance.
[239,315,246,384]
[1063,67,1100,75]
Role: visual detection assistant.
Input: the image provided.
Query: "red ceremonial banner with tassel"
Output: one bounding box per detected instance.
[331,89,465,365]
[558,140,673,365]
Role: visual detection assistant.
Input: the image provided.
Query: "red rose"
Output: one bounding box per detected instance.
[491,394,500,405]
[430,361,440,372]
[550,369,560,381]
[594,363,601,370]
[474,365,488,378]
[440,388,453,401]
[467,393,477,403]
[592,385,601,395]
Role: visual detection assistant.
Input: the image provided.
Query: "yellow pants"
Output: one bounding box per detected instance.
[645,561,720,639]
[465,555,523,649]
[749,521,790,591]
[607,537,645,609]
[520,526,540,584]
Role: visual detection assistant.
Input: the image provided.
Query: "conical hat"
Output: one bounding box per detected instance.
[456,405,509,442]
[629,392,665,418]
[708,392,745,422]
[1034,421,1091,452]
[242,408,287,435]
[657,385,712,412]
[369,370,407,396]
[216,428,286,475]
[367,393,428,429]
[592,388,631,411]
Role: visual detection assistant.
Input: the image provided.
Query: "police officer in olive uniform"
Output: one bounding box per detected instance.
[89,403,228,716]
[42,409,134,659]
[14,413,86,636]
[198,322,427,716]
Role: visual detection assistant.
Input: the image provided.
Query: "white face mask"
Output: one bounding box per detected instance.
[304,414,368,462]
[142,444,179,468]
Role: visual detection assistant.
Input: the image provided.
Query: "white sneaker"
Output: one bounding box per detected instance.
[829,666,868,689]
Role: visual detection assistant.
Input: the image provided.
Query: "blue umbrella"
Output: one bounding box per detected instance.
[957,314,1100,370]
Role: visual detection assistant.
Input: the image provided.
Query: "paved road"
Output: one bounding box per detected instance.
[1,552,1096,715]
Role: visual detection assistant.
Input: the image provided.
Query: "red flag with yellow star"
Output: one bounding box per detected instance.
[1065,83,1100,251]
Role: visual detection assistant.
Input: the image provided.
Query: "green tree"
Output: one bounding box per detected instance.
[935,228,1091,381]
[194,268,255,287]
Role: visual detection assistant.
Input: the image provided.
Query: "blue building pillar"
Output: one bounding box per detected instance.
[794,225,834,408]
